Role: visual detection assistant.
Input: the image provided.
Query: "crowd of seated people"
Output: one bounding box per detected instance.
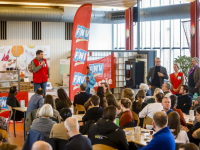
[4,81,200,150]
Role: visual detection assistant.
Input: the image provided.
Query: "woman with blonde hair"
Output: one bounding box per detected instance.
[145,88,163,104]
[122,88,135,102]
[169,63,184,94]
[119,98,133,127]
[135,83,150,100]
[132,90,147,114]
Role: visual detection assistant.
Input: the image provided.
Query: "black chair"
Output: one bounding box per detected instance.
[48,138,68,150]
[123,121,137,128]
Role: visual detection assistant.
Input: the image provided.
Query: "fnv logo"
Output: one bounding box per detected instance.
[72,72,86,90]
[89,63,104,77]
[0,97,8,110]
[73,48,87,66]
[75,25,90,43]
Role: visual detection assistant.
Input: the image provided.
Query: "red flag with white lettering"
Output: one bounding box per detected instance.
[69,4,92,101]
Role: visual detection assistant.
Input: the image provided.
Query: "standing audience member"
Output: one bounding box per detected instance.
[86,66,96,93]
[138,111,175,150]
[170,63,184,95]
[179,143,199,150]
[55,88,72,113]
[32,50,49,97]
[88,106,129,150]
[0,106,7,131]
[64,117,92,150]
[31,141,52,150]
[6,86,23,121]
[37,95,61,123]
[147,57,168,95]
[82,95,103,122]
[177,85,192,114]
[145,88,163,104]
[26,88,44,116]
[73,84,92,108]
[161,82,172,97]
[132,90,147,114]
[122,88,135,102]
[119,98,133,127]
[168,111,189,143]
[181,106,200,145]
[101,82,112,96]
[162,97,173,115]
[188,57,200,96]
[135,83,150,100]
[139,93,164,129]
[170,95,187,126]
[106,94,121,115]
[31,104,56,140]
[50,108,72,140]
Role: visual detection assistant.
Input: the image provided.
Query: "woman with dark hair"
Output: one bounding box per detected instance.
[181,106,200,145]
[55,88,72,113]
[119,98,133,127]
[36,95,61,123]
[168,111,189,143]
[170,95,187,126]
[101,82,112,96]
[106,94,121,115]
[132,90,147,115]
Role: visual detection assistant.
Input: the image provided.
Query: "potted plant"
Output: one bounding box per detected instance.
[174,55,192,84]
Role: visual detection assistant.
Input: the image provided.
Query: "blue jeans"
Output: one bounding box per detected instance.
[34,82,47,97]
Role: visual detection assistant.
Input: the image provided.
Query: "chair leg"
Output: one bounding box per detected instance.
[7,112,11,136]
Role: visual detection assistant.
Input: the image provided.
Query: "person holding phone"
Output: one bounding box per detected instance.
[86,66,96,93]
[32,50,49,97]
[147,57,168,96]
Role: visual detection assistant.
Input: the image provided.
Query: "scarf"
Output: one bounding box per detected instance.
[189,65,198,76]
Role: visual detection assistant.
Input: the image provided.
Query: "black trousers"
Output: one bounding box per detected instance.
[189,86,198,96]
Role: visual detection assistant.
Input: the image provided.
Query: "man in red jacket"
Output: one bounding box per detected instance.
[32,50,49,97]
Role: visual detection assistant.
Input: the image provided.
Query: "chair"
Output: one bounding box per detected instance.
[92,144,117,150]
[131,111,140,126]
[123,121,137,128]
[0,129,8,140]
[7,105,13,136]
[143,116,153,128]
[76,104,86,114]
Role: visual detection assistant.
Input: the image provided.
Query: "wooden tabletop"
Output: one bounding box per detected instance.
[72,114,84,122]
[13,107,27,112]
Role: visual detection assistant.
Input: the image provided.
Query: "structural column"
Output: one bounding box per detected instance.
[190,0,199,58]
[125,7,133,50]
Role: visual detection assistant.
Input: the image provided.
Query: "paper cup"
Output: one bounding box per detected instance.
[21,100,25,109]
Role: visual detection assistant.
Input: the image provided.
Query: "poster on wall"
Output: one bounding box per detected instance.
[0,46,50,77]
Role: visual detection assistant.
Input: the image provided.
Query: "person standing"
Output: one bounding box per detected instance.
[86,66,96,94]
[32,50,49,97]
[147,57,168,96]
[188,57,200,96]
[170,63,184,95]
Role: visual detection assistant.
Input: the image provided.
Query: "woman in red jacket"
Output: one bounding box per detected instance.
[170,63,184,95]
[119,98,133,127]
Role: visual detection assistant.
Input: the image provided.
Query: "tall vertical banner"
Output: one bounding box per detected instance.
[69,4,92,101]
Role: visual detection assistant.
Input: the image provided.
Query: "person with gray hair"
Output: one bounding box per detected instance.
[188,57,200,96]
[31,141,52,150]
[161,82,172,97]
[64,117,92,150]
[31,104,56,140]
[147,57,168,96]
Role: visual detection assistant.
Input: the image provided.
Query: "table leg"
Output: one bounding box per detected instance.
[13,109,16,137]
[23,112,26,140]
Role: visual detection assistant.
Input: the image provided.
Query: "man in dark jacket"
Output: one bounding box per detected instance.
[88,106,129,150]
[82,95,103,122]
[177,85,192,114]
[6,86,23,121]
[73,84,92,108]
[64,117,92,150]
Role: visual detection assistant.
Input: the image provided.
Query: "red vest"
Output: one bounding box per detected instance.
[33,59,48,83]
[170,72,183,94]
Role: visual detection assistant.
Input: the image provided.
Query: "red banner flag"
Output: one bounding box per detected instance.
[87,54,116,91]
[69,4,92,100]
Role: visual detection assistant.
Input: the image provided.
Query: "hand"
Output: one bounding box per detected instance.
[87,78,90,82]
[76,91,80,95]
[181,126,189,132]
[158,72,164,77]
[40,61,45,66]
[149,85,152,89]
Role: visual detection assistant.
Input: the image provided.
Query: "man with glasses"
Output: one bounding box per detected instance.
[147,57,168,95]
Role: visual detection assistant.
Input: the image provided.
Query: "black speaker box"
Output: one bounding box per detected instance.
[133,7,138,22]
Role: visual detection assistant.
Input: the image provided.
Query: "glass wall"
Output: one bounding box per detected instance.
[113,0,190,74]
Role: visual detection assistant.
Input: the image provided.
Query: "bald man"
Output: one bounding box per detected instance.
[31,141,52,150]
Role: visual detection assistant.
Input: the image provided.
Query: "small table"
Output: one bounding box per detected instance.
[72,114,84,122]
[13,107,27,140]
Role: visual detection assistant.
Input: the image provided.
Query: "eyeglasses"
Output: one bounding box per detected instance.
[155,61,161,63]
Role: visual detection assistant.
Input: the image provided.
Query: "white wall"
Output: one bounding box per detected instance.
[89,23,112,50]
